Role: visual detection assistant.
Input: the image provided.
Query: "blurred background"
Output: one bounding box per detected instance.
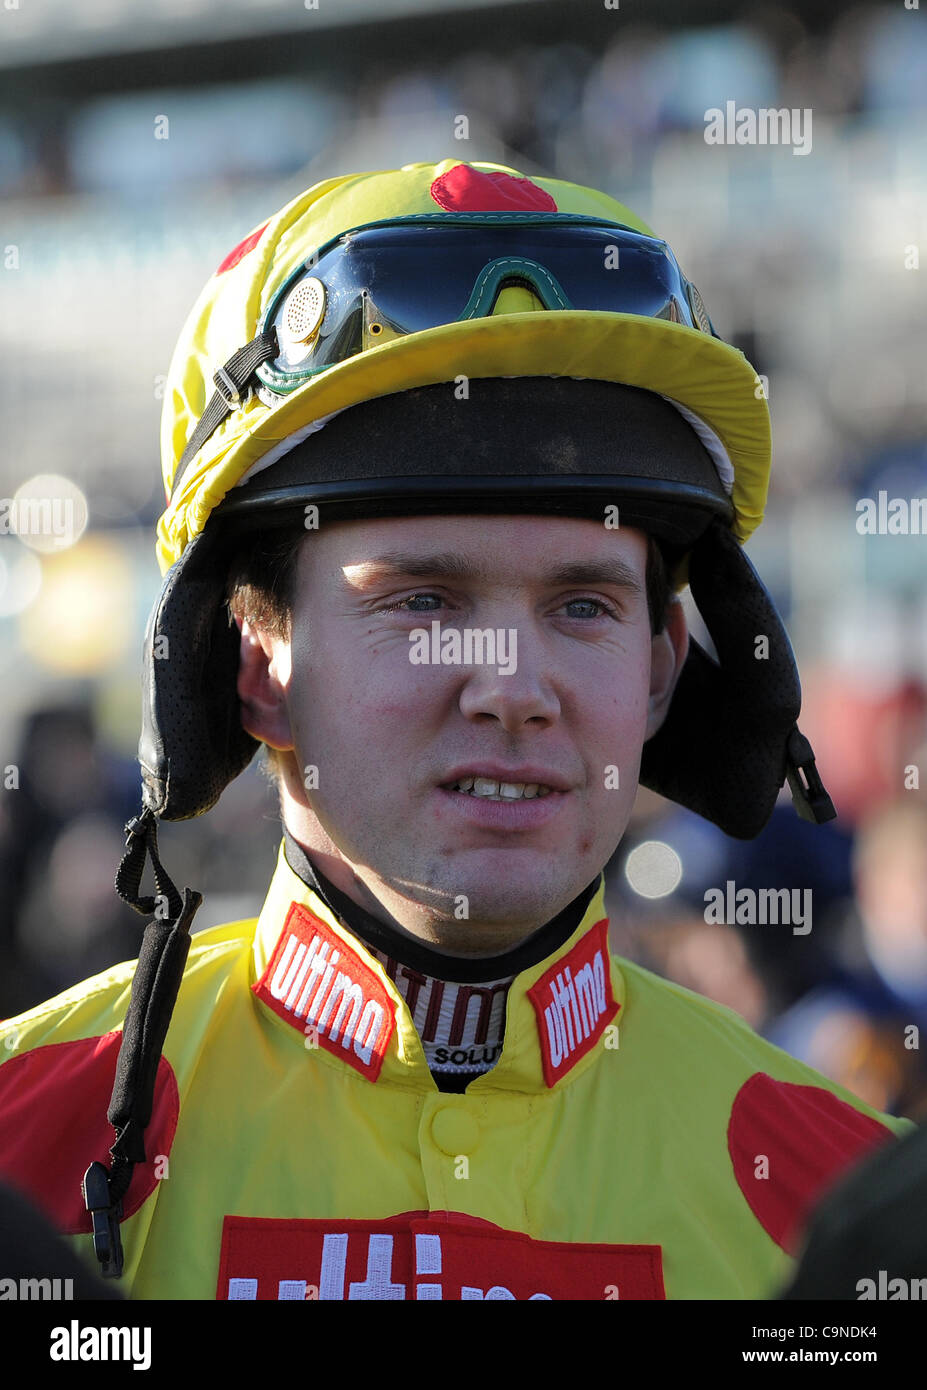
[1,0,925,1117]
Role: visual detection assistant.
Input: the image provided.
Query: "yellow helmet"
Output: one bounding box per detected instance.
[158,157,769,576]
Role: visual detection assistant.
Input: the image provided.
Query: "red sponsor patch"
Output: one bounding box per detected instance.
[253,903,395,1082]
[527,918,619,1087]
[728,1073,897,1255]
[215,222,269,275]
[217,1210,663,1300]
[430,164,557,213]
[0,1031,178,1234]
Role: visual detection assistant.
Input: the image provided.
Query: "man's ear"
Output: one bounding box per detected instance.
[645,597,688,740]
[234,615,295,752]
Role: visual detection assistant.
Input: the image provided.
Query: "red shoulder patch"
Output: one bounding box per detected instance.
[0,1031,178,1234]
[215,222,269,275]
[728,1072,896,1254]
[430,165,557,213]
[253,903,395,1082]
[527,918,619,1087]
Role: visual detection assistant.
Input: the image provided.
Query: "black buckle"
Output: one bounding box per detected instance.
[82,1161,125,1278]
[213,365,253,408]
[786,727,837,825]
[213,365,242,404]
[124,812,148,842]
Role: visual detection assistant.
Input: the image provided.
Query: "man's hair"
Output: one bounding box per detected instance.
[225,520,678,783]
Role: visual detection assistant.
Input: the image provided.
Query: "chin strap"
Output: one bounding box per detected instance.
[171,327,279,495]
[83,806,202,1277]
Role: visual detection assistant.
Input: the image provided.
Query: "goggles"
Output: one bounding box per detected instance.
[258,216,717,393]
[174,216,719,493]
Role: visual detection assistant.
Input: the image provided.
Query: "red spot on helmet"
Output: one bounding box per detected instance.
[0,1032,179,1234]
[728,1073,895,1255]
[215,222,269,275]
[430,166,557,213]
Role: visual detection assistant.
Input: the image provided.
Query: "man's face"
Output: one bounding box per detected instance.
[239,513,687,950]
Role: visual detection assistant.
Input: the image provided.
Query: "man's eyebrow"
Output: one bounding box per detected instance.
[343,552,644,596]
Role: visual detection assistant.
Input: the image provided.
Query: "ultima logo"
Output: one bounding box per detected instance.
[217,1213,665,1300]
[254,904,396,1081]
[527,918,619,1086]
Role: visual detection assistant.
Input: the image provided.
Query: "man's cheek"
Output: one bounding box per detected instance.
[603,689,650,745]
[358,671,444,725]
[597,712,647,802]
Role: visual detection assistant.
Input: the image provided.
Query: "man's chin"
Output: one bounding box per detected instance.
[407,862,595,931]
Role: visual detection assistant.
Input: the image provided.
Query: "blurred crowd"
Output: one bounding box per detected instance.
[1,3,925,1121]
[611,790,927,1122]
[2,7,925,200]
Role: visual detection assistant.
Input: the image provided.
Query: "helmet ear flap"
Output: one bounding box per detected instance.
[640,518,813,838]
[138,528,260,821]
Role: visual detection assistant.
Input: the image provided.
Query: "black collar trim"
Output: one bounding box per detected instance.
[282,828,601,985]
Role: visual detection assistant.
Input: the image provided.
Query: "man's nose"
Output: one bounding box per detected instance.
[455,623,561,733]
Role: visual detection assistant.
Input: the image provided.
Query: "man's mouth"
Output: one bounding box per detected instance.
[441,777,556,802]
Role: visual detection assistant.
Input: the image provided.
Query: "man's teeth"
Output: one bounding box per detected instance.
[449,777,553,800]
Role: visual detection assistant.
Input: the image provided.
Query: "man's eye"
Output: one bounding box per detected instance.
[379,593,445,614]
[377,594,619,618]
[562,597,619,620]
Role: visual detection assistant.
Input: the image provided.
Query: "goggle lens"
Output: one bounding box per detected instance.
[261,221,712,388]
